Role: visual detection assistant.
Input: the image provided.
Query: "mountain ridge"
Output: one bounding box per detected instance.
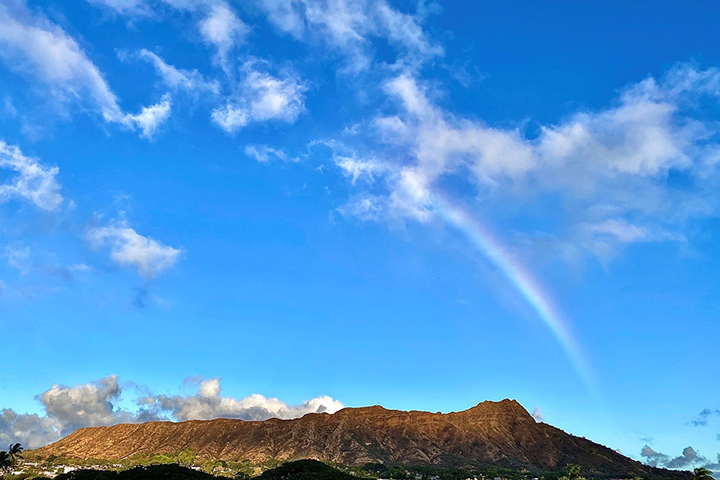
[32,400,686,478]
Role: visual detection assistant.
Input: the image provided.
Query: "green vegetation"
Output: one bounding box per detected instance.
[1,443,24,479]
[255,460,357,480]
[5,451,698,480]
[691,468,713,480]
[559,465,585,480]
[52,464,217,480]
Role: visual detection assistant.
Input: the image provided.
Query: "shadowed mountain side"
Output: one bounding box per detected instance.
[32,400,686,478]
[48,461,356,480]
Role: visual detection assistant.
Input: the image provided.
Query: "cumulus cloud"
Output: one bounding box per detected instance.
[641,445,720,471]
[641,445,671,467]
[0,375,343,449]
[0,141,63,211]
[0,376,132,449]
[330,64,720,261]
[141,377,344,421]
[85,220,183,278]
[38,376,134,436]
[212,61,307,133]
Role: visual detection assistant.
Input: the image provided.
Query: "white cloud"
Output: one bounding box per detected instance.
[336,194,385,222]
[244,144,296,163]
[5,245,31,274]
[212,61,307,133]
[0,375,154,449]
[87,0,247,70]
[334,156,387,185]
[211,103,249,132]
[86,0,150,15]
[85,220,183,278]
[142,377,344,421]
[0,2,125,123]
[244,65,306,121]
[138,49,220,94]
[333,65,720,260]
[39,376,129,435]
[0,3,174,139]
[199,2,248,62]
[126,94,172,139]
[0,375,343,449]
[0,141,63,211]
[257,0,442,72]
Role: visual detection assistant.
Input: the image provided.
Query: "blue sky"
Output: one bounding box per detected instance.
[1,0,719,472]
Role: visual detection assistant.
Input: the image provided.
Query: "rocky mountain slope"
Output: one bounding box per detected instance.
[33,400,683,477]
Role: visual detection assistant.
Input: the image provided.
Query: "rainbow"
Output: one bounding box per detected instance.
[433,193,596,392]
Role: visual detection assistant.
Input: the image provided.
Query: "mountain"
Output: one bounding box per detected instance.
[32,400,684,478]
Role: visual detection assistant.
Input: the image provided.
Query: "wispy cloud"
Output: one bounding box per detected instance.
[244,144,297,163]
[692,408,720,427]
[0,141,63,211]
[199,2,248,68]
[0,2,171,137]
[257,0,442,72]
[138,49,220,95]
[125,94,173,140]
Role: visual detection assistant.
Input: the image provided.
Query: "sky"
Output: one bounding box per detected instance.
[0,0,719,473]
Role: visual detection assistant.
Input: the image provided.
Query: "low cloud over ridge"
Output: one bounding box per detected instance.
[0,375,343,449]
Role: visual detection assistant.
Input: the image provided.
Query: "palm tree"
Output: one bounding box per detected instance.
[567,465,582,479]
[0,444,23,479]
[559,464,585,480]
[7,444,22,462]
[692,467,714,480]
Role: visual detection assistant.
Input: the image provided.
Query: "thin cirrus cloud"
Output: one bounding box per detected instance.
[85,220,183,279]
[0,375,344,449]
[331,64,720,262]
[257,0,443,72]
[89,0,248,67]
[244,144,297,163]
[0,1,171,137]
[86,0,150,15]
[88,0,440,73]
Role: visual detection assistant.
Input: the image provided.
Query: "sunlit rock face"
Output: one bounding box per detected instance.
[32,399,686,478]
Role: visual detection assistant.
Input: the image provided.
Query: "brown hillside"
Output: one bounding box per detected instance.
[32,400,683,477]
